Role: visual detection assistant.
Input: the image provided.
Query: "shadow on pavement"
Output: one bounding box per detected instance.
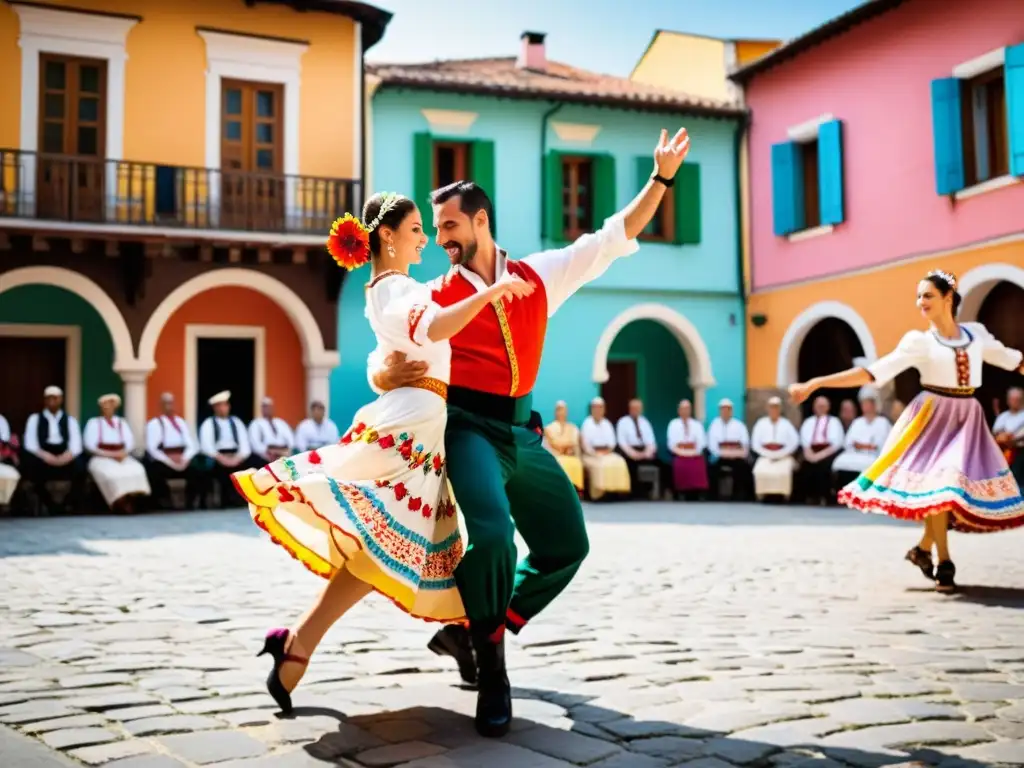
[288,697,998,768]
[583,503,918,529]
[906,583,1024,609]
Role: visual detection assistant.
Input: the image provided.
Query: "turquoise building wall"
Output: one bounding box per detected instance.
[331,89,746,433]
[0,285,122,422]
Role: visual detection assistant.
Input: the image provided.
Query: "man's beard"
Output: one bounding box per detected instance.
[445,238,478,265]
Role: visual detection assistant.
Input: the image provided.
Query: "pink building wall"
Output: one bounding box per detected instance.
[746,0,1024,291]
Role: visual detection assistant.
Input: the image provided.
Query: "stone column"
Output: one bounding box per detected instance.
[305,364,334,414]
[114,364,153,457]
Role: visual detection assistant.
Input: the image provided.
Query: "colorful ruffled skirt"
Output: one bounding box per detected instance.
[232,388,465,622]
[838,390,1024,532]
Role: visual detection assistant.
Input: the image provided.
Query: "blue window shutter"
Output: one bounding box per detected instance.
[1006,42,1024,177]
[817,119,844,226]
[930,78,966,195]
[771,141,803,236]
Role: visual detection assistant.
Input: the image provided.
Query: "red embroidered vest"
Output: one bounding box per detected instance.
[432,260,548,397]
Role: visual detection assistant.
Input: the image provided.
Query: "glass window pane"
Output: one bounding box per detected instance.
[256,123,273,144]
[256,91,274,117]
[44,60,66,90]
[44,93,64,119]
[43,122,64,153]
[78,97,99,122]
[225,88,242,115]
[79,65,100,94]
[256,149,273,169]
[224,120,242,141]
[77,126,98,156]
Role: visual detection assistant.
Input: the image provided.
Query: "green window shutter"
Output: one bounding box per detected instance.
[412,132,433,210]
[591,153,616,227]
[544,151,565,242]
[470,139,496,237]
[673,162,701,244]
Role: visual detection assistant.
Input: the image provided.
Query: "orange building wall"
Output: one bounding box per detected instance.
[746,239,1024,387]
[734,40,782,65]
[147,286,306,424]
[0,0,357,177]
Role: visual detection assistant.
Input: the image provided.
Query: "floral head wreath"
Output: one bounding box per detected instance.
[926,269,957,290]
[326,192,404,271]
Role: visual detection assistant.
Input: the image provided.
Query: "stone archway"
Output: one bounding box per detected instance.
[776,301,877,387]
[958,263,1024,322]
[592,303,716,420]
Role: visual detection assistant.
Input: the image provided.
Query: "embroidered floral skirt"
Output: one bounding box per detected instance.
[232,388,465,622]
[838,391,1024,532]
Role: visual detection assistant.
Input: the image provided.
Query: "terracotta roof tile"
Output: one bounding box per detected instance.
[367,57,745,118]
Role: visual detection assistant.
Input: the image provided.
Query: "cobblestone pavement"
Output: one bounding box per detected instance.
[2,503,1024,768]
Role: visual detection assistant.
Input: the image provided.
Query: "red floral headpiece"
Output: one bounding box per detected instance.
[326,214,371,271]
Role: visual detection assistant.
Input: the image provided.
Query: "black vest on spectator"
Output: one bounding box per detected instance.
[36,411,69,455]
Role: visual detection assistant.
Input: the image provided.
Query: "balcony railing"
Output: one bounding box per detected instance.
[0,149,360,237]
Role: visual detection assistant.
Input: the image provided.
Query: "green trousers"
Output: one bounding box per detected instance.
[444,405,589,633]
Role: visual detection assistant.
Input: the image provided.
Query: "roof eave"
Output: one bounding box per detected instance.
[373,78,745,120]
[244,0,394,50]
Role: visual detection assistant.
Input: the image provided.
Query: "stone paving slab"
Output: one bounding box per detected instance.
[2,504,1024,767]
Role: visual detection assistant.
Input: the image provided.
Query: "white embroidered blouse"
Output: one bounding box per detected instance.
[867,322,1023,389]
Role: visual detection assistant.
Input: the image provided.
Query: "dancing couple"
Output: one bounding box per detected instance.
[232,127,692,736]
[790,270,1024,592]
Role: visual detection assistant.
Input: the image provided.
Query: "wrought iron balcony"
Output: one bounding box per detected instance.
[0,149,360,238]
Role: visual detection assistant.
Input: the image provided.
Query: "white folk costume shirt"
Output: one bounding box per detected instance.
[0,414,10,444]
[799,415,844,454]
[249,417,295,456]
[146,415,198,466]
[666,417,706,457]
[23,411,83,457]
[867,322,1023,389]
[833,415,893,474]
[199,416,252,460]
[368,215,640,393]
[615,415,656,452]
[751,416,800,459]
[580,417,617,454]
[707,417,750,459]
[993,410,1024,443]
[83,416,135,454]
[295,418,341,452]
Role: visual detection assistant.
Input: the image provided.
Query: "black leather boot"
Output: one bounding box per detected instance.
[427,624,477,685]
[470,626,512,738]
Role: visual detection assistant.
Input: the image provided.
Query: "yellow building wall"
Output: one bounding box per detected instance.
[631,32,731,102]
[745,239,1024,387]
[734,39,781,65]
[0,0,357,179]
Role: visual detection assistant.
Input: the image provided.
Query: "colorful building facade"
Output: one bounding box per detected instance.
[732,0,1024,423]
[331,32,748,454]
[0,0,390,442]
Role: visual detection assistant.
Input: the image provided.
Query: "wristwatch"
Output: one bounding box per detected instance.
[652,173,675,188]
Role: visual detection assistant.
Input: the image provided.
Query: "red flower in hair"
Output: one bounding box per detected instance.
[326,214,371,270]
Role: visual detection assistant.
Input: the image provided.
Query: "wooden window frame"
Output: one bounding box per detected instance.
[639,185,676,243]
[432,141,471,189]
[561,155,594,242]
[220,79,285,175]
[38,53,108,158]
[960,67,1009,187]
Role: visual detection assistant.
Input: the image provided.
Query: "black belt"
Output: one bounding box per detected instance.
[448,386,533,425]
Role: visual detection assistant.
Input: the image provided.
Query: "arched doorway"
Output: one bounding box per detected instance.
[977,281,1024,423]
[600,319,691,461]
[796,317,865,418]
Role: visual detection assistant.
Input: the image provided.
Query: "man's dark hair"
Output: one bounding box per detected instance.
[430,181,494,235]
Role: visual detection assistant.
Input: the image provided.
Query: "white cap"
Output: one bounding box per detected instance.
[590,397,605,406]
[858,385,879,402]
[98,393,121,407]
[555,400,567,408]
[767,396,782,406]
[208,390,231,406]
[44,385,63,398]
[261,396,273,406]
[718,398,734,408]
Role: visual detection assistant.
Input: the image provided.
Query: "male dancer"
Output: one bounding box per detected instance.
[372,127,691,737]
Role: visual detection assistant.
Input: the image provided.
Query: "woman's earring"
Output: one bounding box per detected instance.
[387,243,396,258]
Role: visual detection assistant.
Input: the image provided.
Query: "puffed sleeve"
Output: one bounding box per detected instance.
[866,330,928,386]
[964,322,1024,372]
[370,277,442,348]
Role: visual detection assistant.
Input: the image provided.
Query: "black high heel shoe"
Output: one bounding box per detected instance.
[905,546,935,581]
[935,560,957,593]
[257,628,309,714]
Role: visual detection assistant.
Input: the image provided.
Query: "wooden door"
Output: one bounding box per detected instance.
[196,338,256,423]
[601,360,637,424]
[220,80,285,230]
[37,54,106,222]
[0,336,66,438]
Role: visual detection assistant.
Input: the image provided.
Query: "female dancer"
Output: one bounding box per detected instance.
[232,192,534,711]
[789,270,1024,592]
